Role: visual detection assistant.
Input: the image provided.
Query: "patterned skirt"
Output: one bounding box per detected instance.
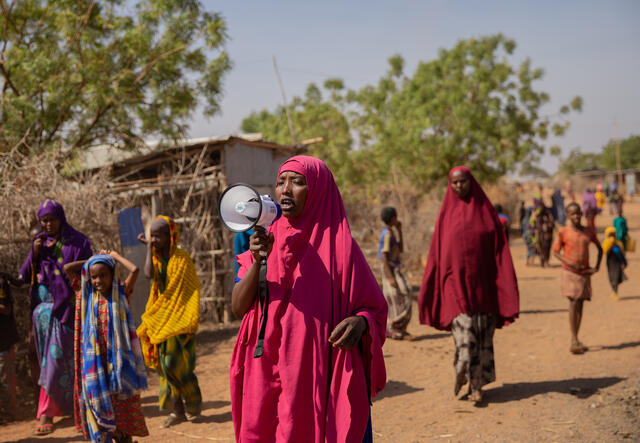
[381,266,412,334]
[158,334,202,415]
[74,292,149,438]
[451,313,496,395]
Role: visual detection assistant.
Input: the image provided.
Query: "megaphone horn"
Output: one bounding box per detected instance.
[218,183,282,233]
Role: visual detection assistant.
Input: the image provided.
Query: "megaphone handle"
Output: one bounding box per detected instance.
[253,260,269,358]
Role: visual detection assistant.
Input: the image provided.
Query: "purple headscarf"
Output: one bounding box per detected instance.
[582,189,597,215]
[19,199,92,325]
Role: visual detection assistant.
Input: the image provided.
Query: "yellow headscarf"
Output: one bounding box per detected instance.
[136,215,200,368]
[602,226,624,255]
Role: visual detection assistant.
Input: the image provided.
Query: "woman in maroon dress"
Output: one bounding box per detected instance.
[418,166,519,403]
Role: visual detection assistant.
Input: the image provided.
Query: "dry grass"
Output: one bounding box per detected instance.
[343,183,442,287]
[0,149,126,419]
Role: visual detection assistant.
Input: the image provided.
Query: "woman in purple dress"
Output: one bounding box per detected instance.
[19,200,92,435]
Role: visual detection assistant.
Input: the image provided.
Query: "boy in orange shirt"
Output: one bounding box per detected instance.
[552,202,602,354]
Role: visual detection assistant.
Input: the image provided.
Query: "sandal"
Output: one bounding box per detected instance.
[386,331,404,340]
[469,389,484,404]
[35,423,54,436]
[570,344,584,354]
[399,331,416,341]
[162,412,186,428]
[185,412,201,422]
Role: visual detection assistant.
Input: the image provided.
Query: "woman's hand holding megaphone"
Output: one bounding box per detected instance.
[250,226,274,262]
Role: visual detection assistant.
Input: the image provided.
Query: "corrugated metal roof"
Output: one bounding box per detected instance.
[82,133,300,170]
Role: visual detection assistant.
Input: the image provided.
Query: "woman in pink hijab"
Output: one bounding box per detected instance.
[230,156,387,442]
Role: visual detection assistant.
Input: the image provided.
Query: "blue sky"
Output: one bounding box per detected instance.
[192,0,640,172]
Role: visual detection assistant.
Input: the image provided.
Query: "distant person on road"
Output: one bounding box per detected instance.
[551,188,566,225]
[522,206,537,266]
[531,197,554,267]
[613,208,629,249]
[582,188,598,233]
[552,202,602,355]
[565,181,576,202]
[595,184,606,212]
[494,204,510,242]
[379,206,413,340]
[418,166,519,404]
[603,227,627,302]
[519,201,526,235]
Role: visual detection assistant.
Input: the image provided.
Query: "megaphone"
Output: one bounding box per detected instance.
[219,183,281,359]
[218,183,282,232]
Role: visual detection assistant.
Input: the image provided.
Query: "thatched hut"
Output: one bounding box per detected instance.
[82,134,304,324]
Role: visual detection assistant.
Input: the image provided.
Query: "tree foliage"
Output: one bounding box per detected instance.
[243,35,581,190]
[345,35,581,187]
[241,83,354,184]
[600,135,640,170]
[556,135,640,176]
[556,148,602,175]
[0,0,230,155]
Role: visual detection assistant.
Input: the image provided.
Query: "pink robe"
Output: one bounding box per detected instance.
[230,156,387,442]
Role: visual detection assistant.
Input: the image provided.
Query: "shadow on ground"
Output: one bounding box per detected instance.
[590,340,640,351]
[140,398,230,420]
[194,410,233,424]
[411,332,450,342]
[196,325,241,355]
[620,295,640,302]
[11,416,78,443]
[12,437,80,443]
[520,308,568,315]
[375,379,424,401]
[486,376,625,403]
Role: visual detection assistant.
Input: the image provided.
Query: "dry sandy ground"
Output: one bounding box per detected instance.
[3,202,640,443]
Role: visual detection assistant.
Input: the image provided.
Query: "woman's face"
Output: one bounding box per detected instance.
[89,263,113,296]
[150,228,170,253]
[276,171,308,218]
[40,214,61,237]
[450,171,471,198]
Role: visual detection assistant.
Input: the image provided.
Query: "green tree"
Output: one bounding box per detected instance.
[241,82,354,184]
[600,135,640,170]
[0,0,230,155]
[346,35,582,187]
[557,148,602,175]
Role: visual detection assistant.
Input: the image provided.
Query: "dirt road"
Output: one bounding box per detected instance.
[3,202,639,442]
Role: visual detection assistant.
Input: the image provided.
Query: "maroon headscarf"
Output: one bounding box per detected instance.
[19,199,92,325]
[417,166,519,330]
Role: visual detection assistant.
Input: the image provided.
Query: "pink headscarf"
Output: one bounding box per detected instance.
[230,156,387,442]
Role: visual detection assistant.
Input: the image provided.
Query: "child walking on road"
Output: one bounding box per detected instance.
[379,207,413,340]
[603,227,627,301]
[552,202,602,355]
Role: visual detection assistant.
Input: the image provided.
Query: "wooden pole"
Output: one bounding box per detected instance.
[613,117,624,195]
[273,55,297,145]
